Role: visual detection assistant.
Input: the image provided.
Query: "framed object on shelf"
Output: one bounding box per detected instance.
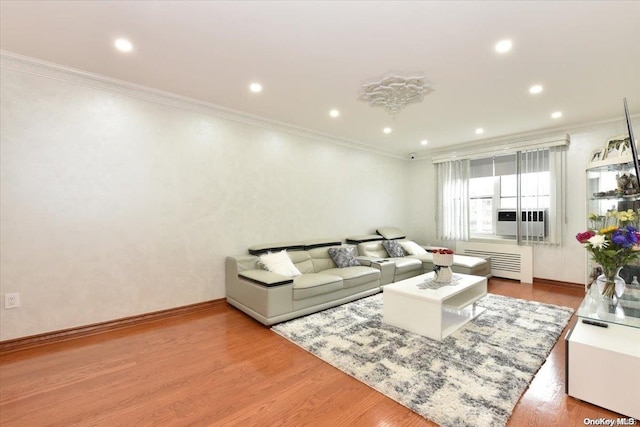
[603,135,631,159]
[590,148,603,162]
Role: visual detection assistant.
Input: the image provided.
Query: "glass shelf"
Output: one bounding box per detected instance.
[585,157,640,287]
[589,195,640,201]
[577,285,640,329]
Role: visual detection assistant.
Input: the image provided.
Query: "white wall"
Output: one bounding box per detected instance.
[0,65,409,340]
[406,118,640,285]
[3,55,638,341]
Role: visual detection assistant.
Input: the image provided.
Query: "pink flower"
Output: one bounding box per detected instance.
[576,230,596,243]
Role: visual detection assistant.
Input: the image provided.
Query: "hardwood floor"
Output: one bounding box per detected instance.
[0,278,624,426]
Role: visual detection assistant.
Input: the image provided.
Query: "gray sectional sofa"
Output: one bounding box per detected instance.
[225,239,382,325]
[226,229,491,325]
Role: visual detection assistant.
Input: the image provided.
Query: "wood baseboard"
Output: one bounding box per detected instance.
[532,277,584,289]
[0,299,225,354]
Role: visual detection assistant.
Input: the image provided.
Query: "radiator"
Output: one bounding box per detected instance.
[455,241,533,283]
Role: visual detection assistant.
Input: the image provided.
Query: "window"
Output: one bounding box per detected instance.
[469,151,552,240]
[438,147,563,244]
[469,176,494,234]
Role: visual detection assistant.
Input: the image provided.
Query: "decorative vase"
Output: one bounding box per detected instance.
[434,266,453,283]
[433,252,454,283]
[595,266,626,299]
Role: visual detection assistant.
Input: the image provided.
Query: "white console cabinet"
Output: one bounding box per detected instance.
[566,289,640,419]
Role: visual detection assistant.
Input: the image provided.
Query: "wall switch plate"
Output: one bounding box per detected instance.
[5,293,20,309]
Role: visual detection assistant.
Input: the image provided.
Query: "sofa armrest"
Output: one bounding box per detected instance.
[355,255,388,266]
[239,269,294,287]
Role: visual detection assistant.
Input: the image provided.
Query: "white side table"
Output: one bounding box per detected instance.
[566,291,640,419]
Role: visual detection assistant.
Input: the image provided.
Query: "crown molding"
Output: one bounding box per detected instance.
[430,134,570,164]
[415,113,640,161]
[0,51,407,160]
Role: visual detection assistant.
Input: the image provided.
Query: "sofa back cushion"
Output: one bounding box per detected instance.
[308,246,338,272]
[399,240,427,255]
[357,242,389,259]
[288,250,314,274]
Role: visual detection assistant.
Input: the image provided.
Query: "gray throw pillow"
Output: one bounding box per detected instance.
[328,247,360,268]
[382,240,405,258]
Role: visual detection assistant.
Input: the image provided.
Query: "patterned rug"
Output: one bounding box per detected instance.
[271,293,573,427]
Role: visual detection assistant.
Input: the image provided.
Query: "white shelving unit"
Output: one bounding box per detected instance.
[567,153,640,418]
[585,154,640,286]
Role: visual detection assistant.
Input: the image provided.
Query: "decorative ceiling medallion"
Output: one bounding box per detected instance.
[358,74,435,116]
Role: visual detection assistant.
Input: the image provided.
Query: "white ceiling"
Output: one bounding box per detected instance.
[1,1,639,157]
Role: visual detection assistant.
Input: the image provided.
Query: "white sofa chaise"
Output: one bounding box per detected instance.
[350,227,492,279]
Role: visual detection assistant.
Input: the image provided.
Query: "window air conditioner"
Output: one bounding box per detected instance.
[496,209,548,238]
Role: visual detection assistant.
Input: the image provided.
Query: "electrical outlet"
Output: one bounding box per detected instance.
[5,293,20,309]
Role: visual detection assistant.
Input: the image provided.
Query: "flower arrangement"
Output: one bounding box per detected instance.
[576,218,640,297]
[433,248,454,267]
[434,248,454,255]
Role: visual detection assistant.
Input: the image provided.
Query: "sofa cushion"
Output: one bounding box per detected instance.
[293,273,343,300]
[450,254,487,268]
[376,227,406,240]
[259,250,302,277]
[357,242,388,259]
[382,240,405,258]
[322,266,379,288]
[388,257,422,274]
[400,241,427,255]
[328,247,360,268]
[407,253,487,268]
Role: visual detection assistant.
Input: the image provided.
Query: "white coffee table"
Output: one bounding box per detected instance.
[382,272,487,341]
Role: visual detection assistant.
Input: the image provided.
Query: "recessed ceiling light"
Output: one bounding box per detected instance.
[383,127,392,134]
[475,128,484,135]
[495,39,512,53]
[249,82,262,93]
[529,85,543,94]
[329,109,340,118]
[551,111,563,119]
[114,38,133,52]
[421,140,428,146]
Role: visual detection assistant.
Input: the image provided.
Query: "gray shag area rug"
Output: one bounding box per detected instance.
[271,293,573,427]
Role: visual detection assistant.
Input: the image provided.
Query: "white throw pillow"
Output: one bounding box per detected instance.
[259,250,302,277]
[400,241,428,255]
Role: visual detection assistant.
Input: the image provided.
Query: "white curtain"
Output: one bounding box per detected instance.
[436,159,470,241]
[518,146,566,245]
